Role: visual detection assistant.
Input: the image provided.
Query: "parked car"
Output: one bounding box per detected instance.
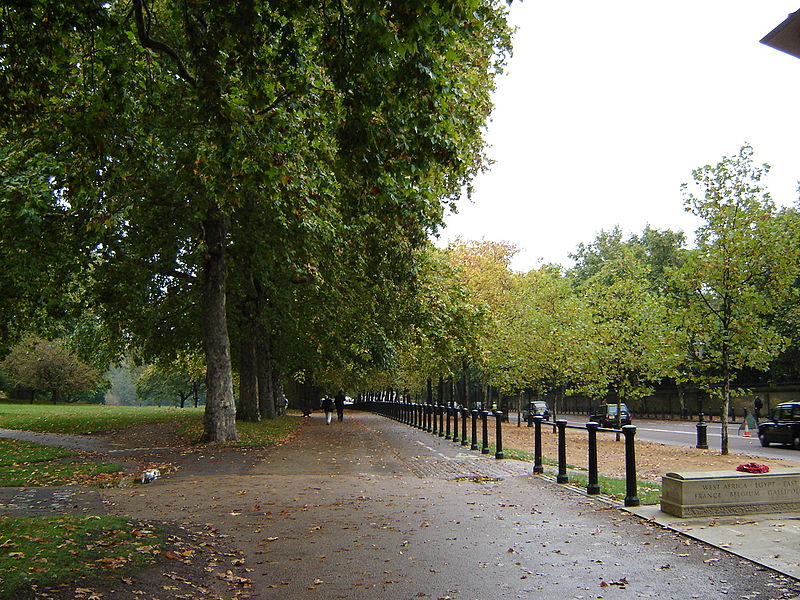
[522,401,550,421]
[758,401,800,449]
[591,403,631,428]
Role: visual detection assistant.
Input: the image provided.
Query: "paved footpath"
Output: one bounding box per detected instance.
[97,412,800,600]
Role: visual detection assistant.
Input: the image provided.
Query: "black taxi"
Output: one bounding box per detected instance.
[758,401,800,449]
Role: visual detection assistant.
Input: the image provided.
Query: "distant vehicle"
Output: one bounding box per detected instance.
[591,403,631,428]
[758,401,800,449]
[522,401,550,421]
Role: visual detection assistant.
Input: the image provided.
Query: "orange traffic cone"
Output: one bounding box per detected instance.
[742,419,751,437]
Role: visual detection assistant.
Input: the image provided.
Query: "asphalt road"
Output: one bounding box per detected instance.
[558,415,800,459]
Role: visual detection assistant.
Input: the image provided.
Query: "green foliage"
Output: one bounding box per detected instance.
[1,335,102,402]
[497,267,588,396]
[675,144,800,452]
[572,248,678,404]
[569,225,686,295]
[1,0,513,441]
[0,516,165,598]
[135,350,205,408]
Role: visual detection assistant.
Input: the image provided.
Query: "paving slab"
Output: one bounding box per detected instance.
[629,505,800,580]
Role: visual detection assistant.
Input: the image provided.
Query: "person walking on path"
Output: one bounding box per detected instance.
[321,395,335,425]
[334,391,346,422]
[754,396,763,423]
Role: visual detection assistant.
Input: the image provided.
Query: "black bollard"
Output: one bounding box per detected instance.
[556,419,568,483]
[481,410,490,454]
[696,412,708,449]
[494,411,504,459]
[532,416,543,474]
[438,406,445,437]
[586,421,600,495]
[470,410,479,451]
[461,408,469,446]
[622,425,640,507]
[453,407,460,444]
[426,404,433,433]
[445,406,452,439]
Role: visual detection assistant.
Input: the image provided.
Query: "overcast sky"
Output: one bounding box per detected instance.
[436,2,800,271]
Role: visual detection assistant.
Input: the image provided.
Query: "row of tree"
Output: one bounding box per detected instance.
[376,145,800,455]
[3,6,797,455]
[0,1,513,438]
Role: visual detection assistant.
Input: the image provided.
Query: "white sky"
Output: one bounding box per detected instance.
[437,2,800,271]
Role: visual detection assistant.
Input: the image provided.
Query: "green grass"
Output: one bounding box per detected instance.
[472,438,661,505]
[0,438,77,465]
[0,438,123,487]
[178,414,303,446]
[566,472,662,505]
[0,515,166,598]
[0,404,302,447]
[0,460,123,487]
[0,403,204,435]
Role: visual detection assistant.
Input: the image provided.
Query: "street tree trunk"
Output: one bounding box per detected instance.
[237,333,260,421]
[720,340,731,455]
[257,338,275,419]
[201,209,238,442]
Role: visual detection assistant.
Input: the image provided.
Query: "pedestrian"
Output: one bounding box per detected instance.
[277,394,288,416]
[321,395,335,425]
[334,390,346,422]
[754,396,763,423]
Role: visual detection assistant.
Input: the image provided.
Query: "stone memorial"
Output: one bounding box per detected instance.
[660,468,800,517]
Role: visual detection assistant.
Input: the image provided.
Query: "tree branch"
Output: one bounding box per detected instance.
[133,0,197,89]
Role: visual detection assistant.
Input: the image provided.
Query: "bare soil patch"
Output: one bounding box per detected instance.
[502,421,800,483]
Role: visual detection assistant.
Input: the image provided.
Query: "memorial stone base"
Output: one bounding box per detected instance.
[660,469,800,518]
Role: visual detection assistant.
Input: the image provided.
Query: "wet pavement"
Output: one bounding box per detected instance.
[2,412,800,599]
[105,412,800,599]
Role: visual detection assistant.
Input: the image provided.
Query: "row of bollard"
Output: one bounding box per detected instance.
[375,403,506,459]
[371,402,640,507]
[533,417,640,507]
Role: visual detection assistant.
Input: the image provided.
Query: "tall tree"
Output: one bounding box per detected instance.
[572,248,678,425]
[2,2,512,440]
[675,145,800,454]
[1,335,101,403]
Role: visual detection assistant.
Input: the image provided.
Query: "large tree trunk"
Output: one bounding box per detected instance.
[237,332,260,421]
[257,338,275,419]
[201,209,238,442]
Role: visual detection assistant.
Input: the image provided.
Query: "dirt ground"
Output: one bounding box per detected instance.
[501,420,800,483]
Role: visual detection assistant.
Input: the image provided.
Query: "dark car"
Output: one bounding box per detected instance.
[758,401,800,449]
[591,403,631,428]
[522,401,550,421]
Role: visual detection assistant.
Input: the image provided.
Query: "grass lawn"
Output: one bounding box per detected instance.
[0,403,204,435]
[0,439,123,487]
[0,515,166,599]
[482,440,662,505]
[0,402,303,448]
[178,414,303,446]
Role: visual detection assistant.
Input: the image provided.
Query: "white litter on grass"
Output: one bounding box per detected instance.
[139,469,161,483]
